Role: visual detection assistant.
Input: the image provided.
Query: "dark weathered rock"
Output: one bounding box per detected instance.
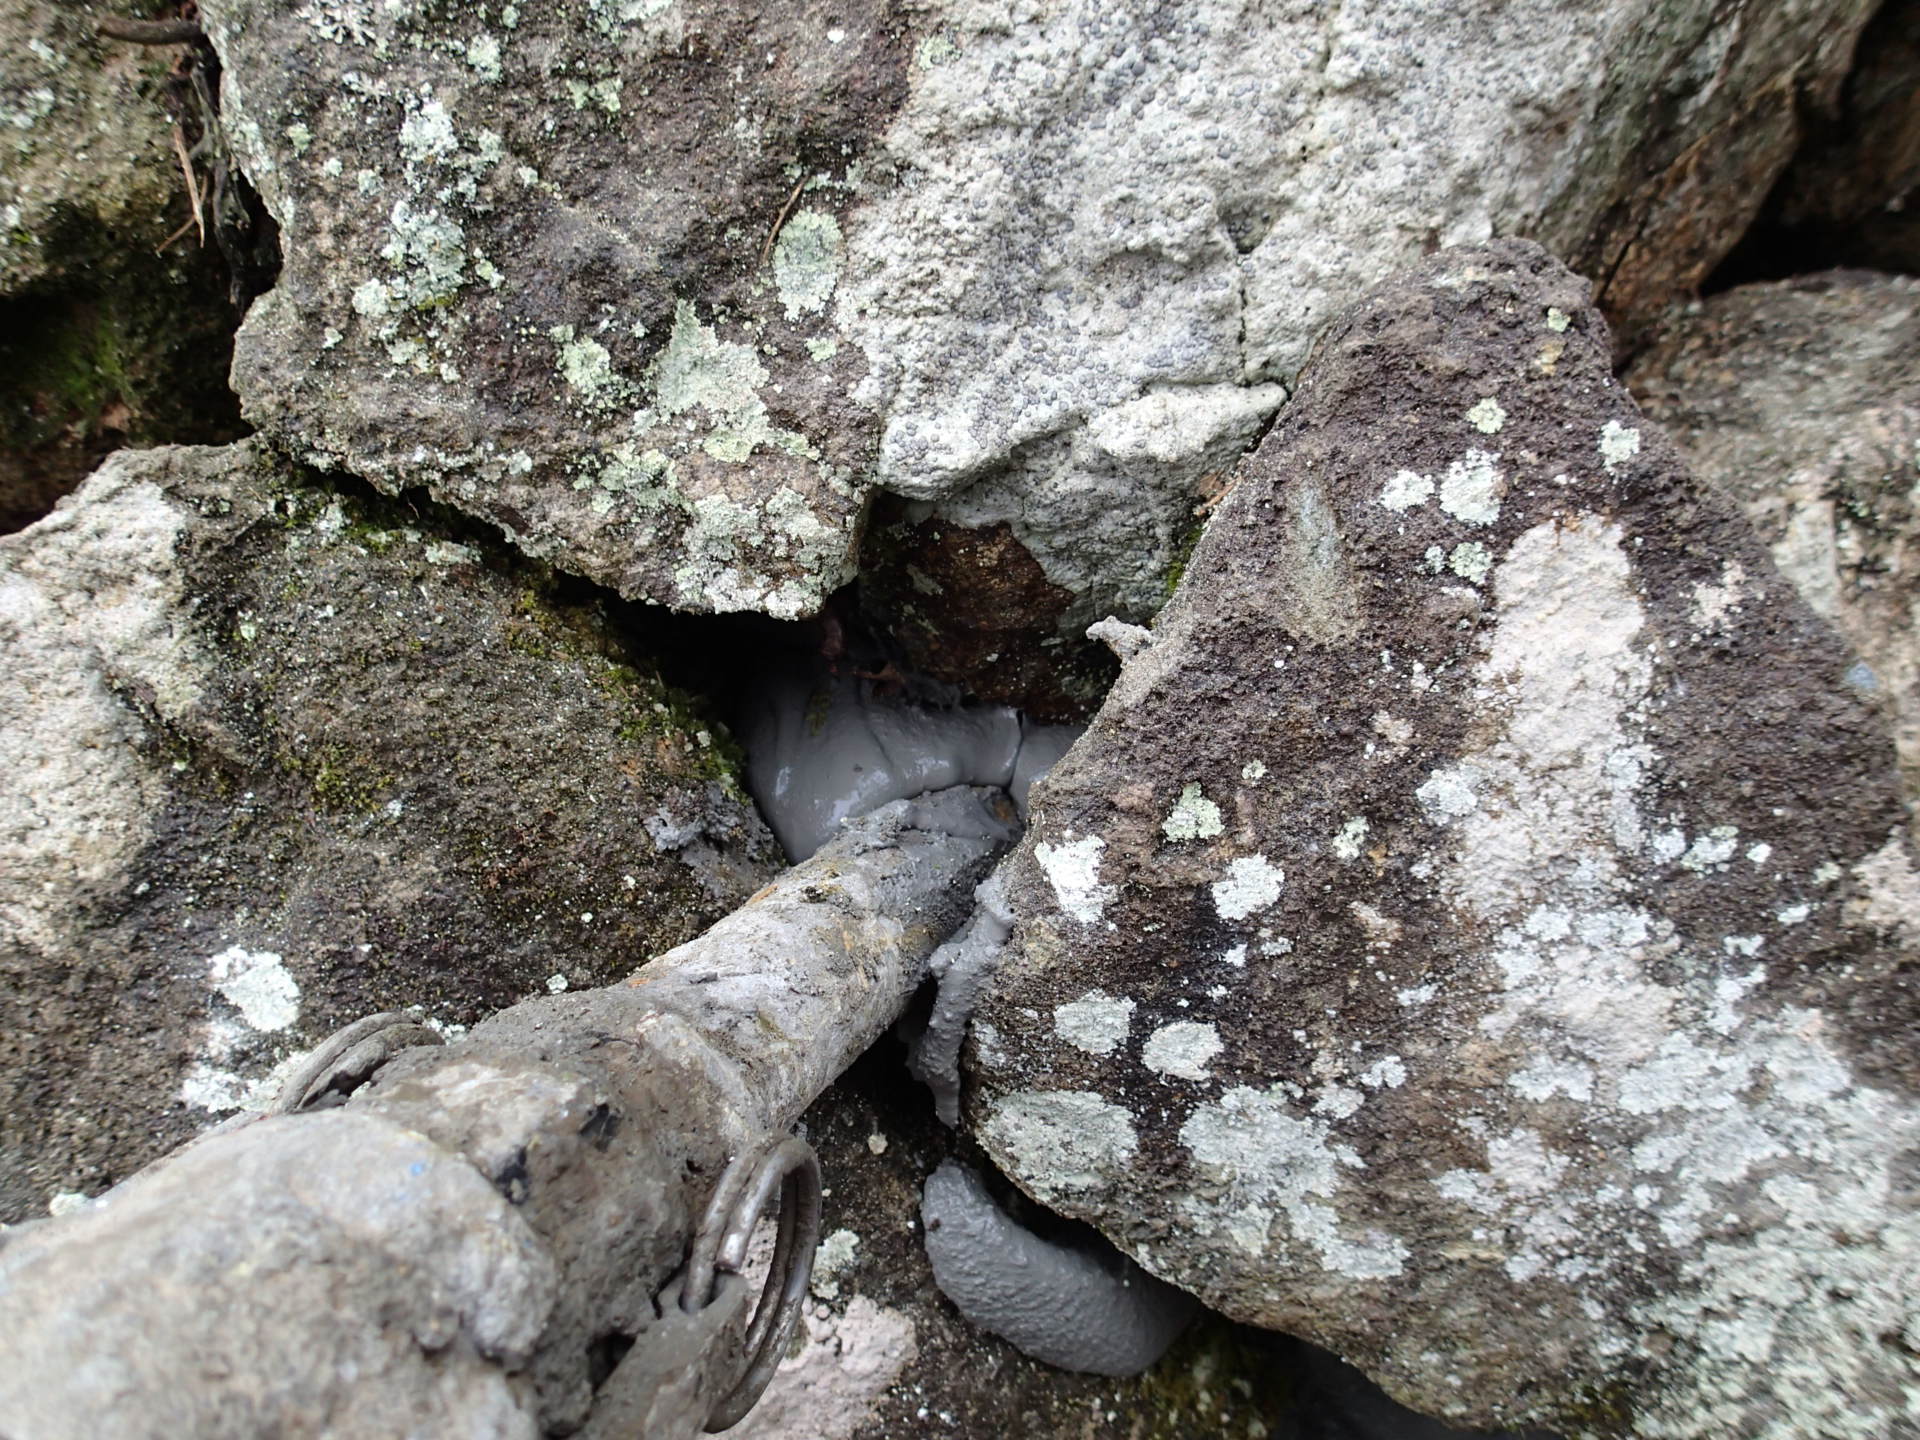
[0,440,779,1222]
[197,0,1875,631]
[727,1054,1298,1440]
[1630,271,1920,808]
[967,241,1920,1437]
[855,498,1119,723]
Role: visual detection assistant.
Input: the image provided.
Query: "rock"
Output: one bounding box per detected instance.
[196,0,905,619]
[0,1,245,533]
[1,0,185,294]
[0,440,780,1222]
[196,0,1873,633]
[966,241,1920,1437]
[1629,271,1920,809]
[855,497,1118,722]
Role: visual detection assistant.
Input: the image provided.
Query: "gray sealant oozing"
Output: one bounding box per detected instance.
[921,1160,1199,1377]
[905,872,1015,1127]
[740,651,1204,1381]
[740,656,1082,861]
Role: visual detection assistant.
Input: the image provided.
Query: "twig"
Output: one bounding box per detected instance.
[759,176,808,267]
[155,214,197,252]
[96,17,204,44]
[169,123,205,247]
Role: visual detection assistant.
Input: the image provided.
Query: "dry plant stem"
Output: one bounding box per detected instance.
[169,123,205,246]
[0,789,1015,1440]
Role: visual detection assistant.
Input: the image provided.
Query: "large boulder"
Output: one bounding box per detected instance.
[1628,271,1920,809]
[0,441,780,1222]
[965,241,1920,1437]
[196,0,1874,640]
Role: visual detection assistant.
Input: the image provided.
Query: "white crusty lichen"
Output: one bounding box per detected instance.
[982,1090,1138,1198]
[1404,508,1920,1435]
[1211,854,1283,920]
[1599,419,1641,472]
[1180,1084,1409,1279]
[1053,991,1135,1056]
[1142,1020,1223,1081]
[1034,832,1116,925]
[772,208,845,321]
[1438,448,1501,525]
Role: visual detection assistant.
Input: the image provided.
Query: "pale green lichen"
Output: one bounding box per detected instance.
[772,209,845,321]
[1162,782,1224,842]
[550,325,631,409]
[642,301,816,464]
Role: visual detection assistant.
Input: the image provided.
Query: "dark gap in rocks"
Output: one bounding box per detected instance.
[1704,0,1920,294]
[0,236,246,534]
[0,20,281,535]
[852,494,1119,724]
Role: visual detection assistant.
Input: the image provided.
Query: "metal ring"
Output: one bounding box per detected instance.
[682,1135,822,1432]
[267,1011,443,1114]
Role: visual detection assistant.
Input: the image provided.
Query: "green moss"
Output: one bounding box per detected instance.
[1162,512,1209,600]
[1552,1378,1638,1439]
[297,743,398,814]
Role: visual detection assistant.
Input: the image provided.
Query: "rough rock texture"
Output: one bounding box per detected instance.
[199,0,1872,634]
[1629,271,1920,808]
[0,1109,555,1439]
[856,496,1118,722]
[196,0,907,618]
[2,0,187,292]
[0,440,779,1222]
[0,1,243,532]
[967,242,1920,1438]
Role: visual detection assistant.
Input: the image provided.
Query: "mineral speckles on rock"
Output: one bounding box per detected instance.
[969,242,1920,1436]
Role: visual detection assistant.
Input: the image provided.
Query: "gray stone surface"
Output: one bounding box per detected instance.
[966,241,1920,1438]
[1629,271,1920,809]
[197,0,1873,630]
[0,440,780,1222]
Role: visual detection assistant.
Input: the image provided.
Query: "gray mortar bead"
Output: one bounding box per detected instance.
[742,659,1084,861]
[920,1160,1198,1377]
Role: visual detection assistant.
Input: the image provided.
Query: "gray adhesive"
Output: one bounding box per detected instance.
[740,658,1082,861]
[921,1160,1199,1377]
[906,873,1015,1127]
